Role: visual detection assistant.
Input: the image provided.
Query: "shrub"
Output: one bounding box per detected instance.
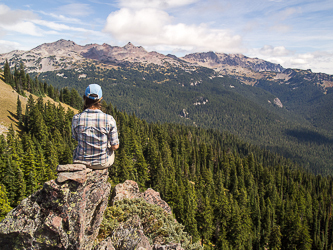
[98,198,202,250]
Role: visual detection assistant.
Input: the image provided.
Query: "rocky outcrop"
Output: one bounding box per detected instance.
[110,180,172,214]
[0,168,190,250]
[0,164,111,250]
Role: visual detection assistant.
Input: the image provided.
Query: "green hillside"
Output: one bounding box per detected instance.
[32,64,333,175]
[0,78,77,134]
[1,94,333,249]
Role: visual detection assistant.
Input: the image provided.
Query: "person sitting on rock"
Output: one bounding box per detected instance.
[71,83,119,169]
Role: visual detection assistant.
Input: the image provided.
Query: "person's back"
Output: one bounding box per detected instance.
[72,84,119,169]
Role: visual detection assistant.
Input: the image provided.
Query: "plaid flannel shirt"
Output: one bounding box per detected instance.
[71,109,119,166]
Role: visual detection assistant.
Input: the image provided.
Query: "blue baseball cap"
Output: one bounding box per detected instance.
[85,84,102,100]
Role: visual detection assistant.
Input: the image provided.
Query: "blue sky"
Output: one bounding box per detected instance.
[0,0,332,74]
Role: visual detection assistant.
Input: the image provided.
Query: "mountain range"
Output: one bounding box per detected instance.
[1,39,333,174]
[1,39,332,88]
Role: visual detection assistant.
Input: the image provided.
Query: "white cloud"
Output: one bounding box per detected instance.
[249,45,333,74]
[104,8,244,54]
[0,4,37,25]
[8,21,42,36]
[118,0,199,9]
[0,4,42,36]
[104,8,171,37]
[0,40,21,53]
[257,45,293,57]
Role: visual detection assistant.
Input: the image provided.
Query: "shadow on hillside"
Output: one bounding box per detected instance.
[285,128,333,145]
[7,110,25,132]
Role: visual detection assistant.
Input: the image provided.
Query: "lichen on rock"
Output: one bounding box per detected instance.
[0,165,110,250]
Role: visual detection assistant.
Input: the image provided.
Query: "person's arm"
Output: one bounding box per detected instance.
[108,116,119,151]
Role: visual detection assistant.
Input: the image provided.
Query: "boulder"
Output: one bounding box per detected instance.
[0,165,111,250]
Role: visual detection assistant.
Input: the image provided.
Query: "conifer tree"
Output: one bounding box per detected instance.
[17,95,23,126]
[12,165,26,206]
[29,105,48,148]
[19,62,26,87]
[183,180,200,242]
[21,133,37,195]
[25,94,35,131]
[44,140,58,179]
[197,195,215,246]
[3,59,12,85]
[0,184,12,221]
[2,159,16,205]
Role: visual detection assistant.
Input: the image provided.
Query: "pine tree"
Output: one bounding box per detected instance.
[44,140,58,179]
[2,159,16,205]
[21,133,37,196]
[0,184,12,221]
[183,180,200,242]
[3,59,12,84]
[29,105,49,148]
[12,164,26,206]
[19,62,26,87]
[198,195,215,246]
[17,95,23,127]
[25,94,35,131]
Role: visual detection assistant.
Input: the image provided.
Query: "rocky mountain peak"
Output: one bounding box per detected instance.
[181,51,284,73]
[123,42,147,53]
[124,42,135,48]
[33,39,79,52]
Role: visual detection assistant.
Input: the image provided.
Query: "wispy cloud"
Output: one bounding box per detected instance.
[39,11,82,24]
[118,0,199,9]
[56,3,92,17]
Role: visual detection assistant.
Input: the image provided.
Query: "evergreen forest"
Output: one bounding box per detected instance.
[1,62,333,249]
[30,62,333,175]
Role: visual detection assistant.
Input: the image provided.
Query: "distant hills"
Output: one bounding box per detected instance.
[0,39,332,174]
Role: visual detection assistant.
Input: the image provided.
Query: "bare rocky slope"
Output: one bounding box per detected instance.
[1,39,332,89]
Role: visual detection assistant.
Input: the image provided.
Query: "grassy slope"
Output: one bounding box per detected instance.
[0,79,78,135]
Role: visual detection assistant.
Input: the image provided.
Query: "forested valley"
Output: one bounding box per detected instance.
[1,62,333,249]
[31,62,333,175]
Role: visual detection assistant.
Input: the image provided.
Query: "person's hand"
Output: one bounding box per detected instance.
[111,144,119,151]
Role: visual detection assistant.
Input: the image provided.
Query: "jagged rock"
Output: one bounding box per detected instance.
[57,164,88,172]
[136,230,152,250]
[274,97,283,108]
[142,189,171,214]
[0,167,111,250]
[93,223,151,250]
[110,180,141,205]
[110,180,172,214]
[93,237,115,250]
[57,168,93,183]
